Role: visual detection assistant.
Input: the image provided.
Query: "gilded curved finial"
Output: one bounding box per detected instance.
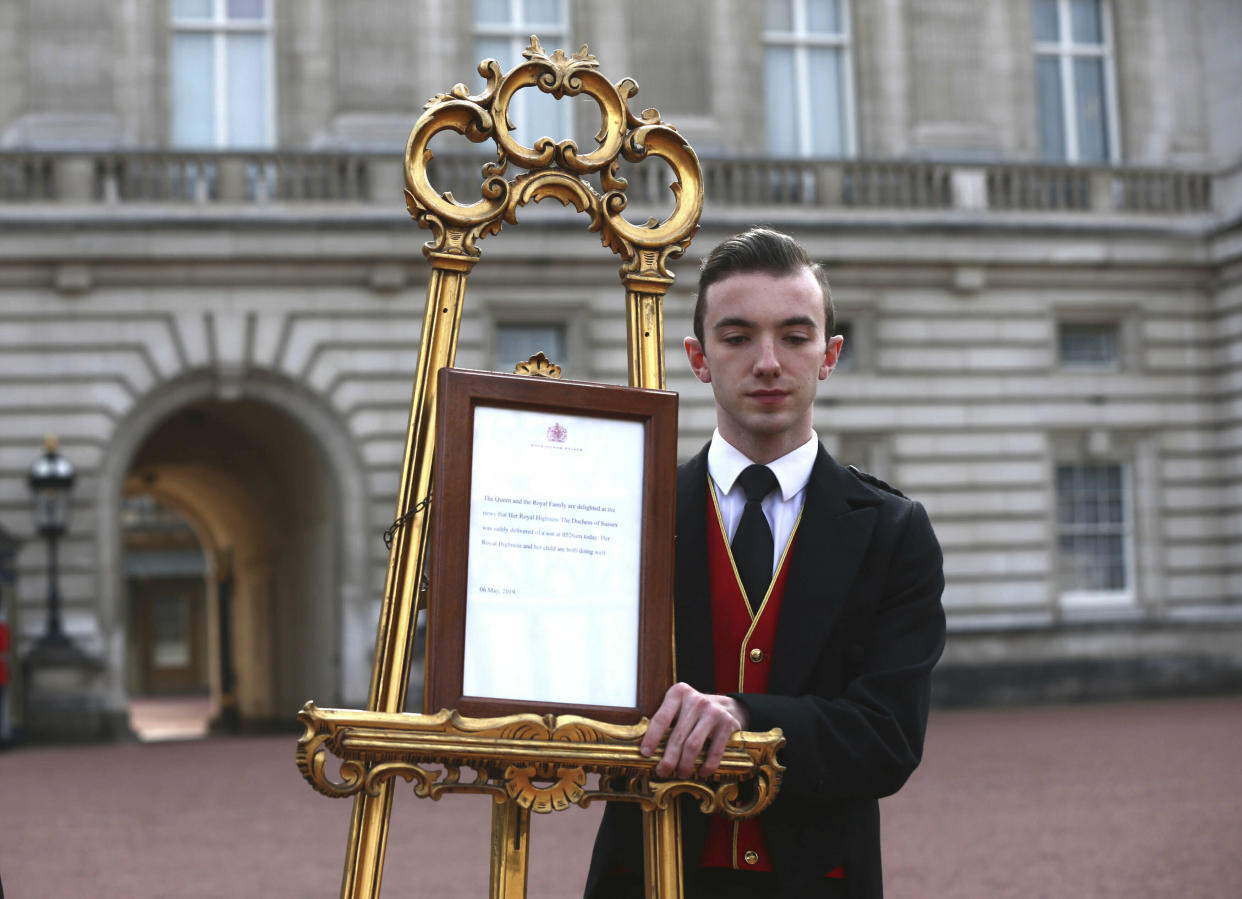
[404,36,703,286]
[514,352,562,378]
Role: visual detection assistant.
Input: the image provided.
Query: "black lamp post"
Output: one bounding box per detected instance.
[28,435,75,650]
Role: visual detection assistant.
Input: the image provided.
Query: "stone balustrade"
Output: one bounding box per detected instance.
[0,150,1220,218]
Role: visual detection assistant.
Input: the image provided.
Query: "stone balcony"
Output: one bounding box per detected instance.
[0,150,1233,228]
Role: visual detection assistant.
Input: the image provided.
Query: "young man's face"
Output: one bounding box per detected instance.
[685,266,843,463]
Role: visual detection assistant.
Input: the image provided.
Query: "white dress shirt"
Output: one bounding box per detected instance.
[706,429,819,576]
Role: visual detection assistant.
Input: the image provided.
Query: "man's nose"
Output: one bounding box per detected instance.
[753,338,781,375]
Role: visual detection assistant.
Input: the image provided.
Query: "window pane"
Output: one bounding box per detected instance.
[765,48,798,156]
[227,33,268,147]
[1083,495,1101,525]
[1105,554,1125,589]
[476,36,514,72]
[1056,462,1129,594]
[806,0,842,35]
[807,47,844,156]
[765,0,794,32]
[173,0,213,20]
[227,0,265,19]
[514,84,563,146]
[1059,322,1118,366]
[835,321,855,371]
[1073,57,1109,162]
[523,0,563,26]
[1032,0,1060,41]
[475,0,510,24]
[1070,0,1102,43]
[494,324,566,372]
[475,36,566,146]
[172,33,215,147]
[152,593,192,669]
[1036,56,1066,160]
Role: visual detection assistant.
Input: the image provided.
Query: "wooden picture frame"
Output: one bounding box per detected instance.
[424,367,677,724]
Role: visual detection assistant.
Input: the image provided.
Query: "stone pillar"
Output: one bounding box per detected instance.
[21,641,114,743]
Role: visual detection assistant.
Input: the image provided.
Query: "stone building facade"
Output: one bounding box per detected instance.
[0,0,1239,737]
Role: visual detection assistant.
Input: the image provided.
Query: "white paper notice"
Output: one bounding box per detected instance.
[462,405,644,708]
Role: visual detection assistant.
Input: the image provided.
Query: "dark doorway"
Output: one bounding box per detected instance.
[132,576,208,694]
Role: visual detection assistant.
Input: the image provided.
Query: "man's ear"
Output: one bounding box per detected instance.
[684,336,711,383]
[820,334,845,380]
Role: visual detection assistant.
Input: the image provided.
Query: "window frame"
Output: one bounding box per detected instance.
[478,294,589,381]
[1032,0,1122,164]
[1053,459,1136,610]
[1052,306,1140,374]
[833,320,856,373]
[472,0,571,148]
[170,0,276,149]
[1056,319,1122,371]
[762,0,857,159]
[491,320,570,374]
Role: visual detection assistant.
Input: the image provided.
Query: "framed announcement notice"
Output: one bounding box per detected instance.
[424,367,677,724]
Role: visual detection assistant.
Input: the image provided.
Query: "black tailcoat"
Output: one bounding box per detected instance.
[586,443,946,898]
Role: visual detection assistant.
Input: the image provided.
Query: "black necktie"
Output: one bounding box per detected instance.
[732,464,778,613]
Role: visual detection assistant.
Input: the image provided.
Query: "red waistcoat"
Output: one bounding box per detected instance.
[698,483,799,871]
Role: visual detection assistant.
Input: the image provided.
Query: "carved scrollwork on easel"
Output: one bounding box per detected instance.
[403,36,703,287]
[297,702,785,818]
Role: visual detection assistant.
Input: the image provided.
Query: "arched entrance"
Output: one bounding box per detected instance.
[105,378,364,735]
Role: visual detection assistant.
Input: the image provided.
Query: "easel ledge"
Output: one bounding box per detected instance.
[297,701,785,817]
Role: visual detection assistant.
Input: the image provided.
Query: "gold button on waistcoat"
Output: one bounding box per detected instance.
[743,850,759,865]
[749,647,764,663]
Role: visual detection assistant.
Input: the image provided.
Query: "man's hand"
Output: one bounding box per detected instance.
[640,682,750,779]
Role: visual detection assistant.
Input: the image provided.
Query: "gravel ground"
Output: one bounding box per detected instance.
[1,695,1239,898]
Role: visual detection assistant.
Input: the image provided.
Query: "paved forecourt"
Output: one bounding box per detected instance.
[1,696,1239,898]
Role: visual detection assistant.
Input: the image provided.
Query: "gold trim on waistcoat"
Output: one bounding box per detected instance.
[707,476,803,692]
[708,475,803,869]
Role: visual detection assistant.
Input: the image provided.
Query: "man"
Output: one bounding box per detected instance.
[586,228,946,898]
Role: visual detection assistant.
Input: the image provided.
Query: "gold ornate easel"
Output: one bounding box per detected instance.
[296,39,784,898]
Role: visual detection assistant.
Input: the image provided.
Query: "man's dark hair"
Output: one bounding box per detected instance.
[693,227,835,346]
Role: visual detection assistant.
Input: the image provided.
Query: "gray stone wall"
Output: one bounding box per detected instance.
[1,1,1238,166]
[0,1,1240,728]
[1213,238,1242,603]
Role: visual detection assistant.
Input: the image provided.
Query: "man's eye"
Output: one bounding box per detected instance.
[722,335,748,345]
[785,334,810,345]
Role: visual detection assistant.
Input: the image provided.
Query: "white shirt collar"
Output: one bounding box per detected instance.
[707,429,819,501]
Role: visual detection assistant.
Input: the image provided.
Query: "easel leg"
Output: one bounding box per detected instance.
[340,784,395,898]
[490,799,531,899]
[642,803,684,899]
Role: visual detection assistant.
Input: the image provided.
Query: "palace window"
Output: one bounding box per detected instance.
[763,0,855,158]
[1058,320,1120,368]
[834,320,855,372]
[492,322,567,373]
[1055,462,1132,604]
[1032,0,1119,163]
[473,0,569,149]
[171,0,274,148]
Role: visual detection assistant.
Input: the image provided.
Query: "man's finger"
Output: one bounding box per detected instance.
[656,690,705,777]
[642,683,687,757]
[675,715,719,779]
[699,724,732,778]
[656,710,697,777]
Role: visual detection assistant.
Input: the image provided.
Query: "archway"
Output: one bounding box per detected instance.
[99,372,369,735]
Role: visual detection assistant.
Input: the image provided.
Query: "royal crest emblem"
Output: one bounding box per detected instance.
[546,422,567,443]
